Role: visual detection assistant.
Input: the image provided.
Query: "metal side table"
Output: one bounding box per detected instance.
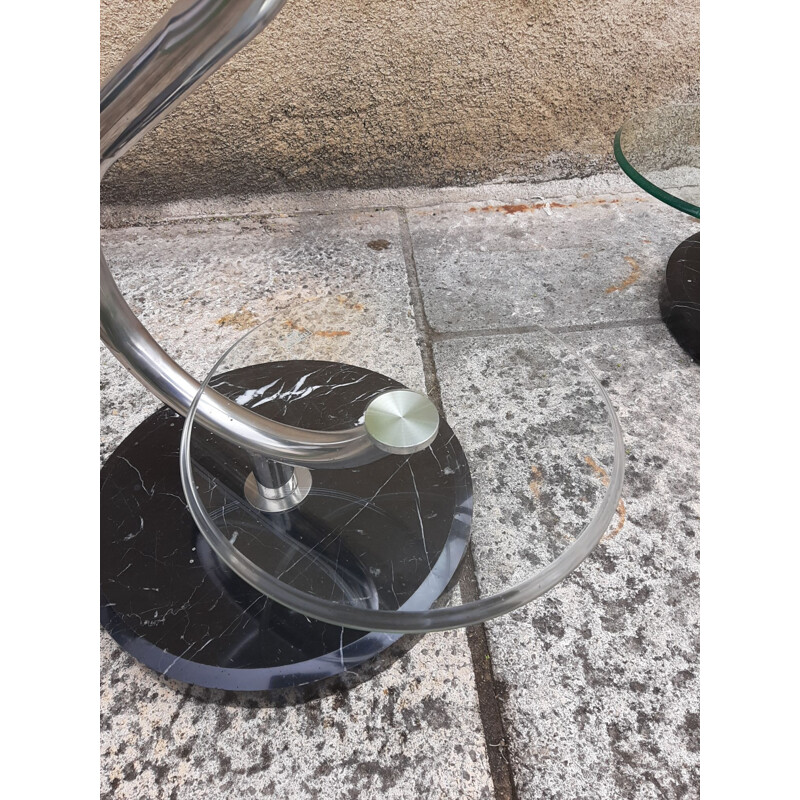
[101,0,625,691]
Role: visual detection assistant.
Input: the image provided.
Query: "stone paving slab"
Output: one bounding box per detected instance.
[407,194,699,332]
[100,210,494,799]
[101,177,700,799]
[101,630,493,800]
[434,324,699,799]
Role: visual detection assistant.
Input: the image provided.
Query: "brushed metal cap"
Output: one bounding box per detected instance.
[364,390,440,455]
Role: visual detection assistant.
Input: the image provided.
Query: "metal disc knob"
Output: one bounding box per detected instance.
[364,390,440,455]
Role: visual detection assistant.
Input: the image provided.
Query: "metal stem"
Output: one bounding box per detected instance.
[251,456,296,494]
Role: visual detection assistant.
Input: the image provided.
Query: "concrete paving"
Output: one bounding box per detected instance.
[101,173,699,799]
[451,325,699,800]
[407,193,699,331]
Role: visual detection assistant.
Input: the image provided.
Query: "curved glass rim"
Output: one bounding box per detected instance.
[179,322,626,634]
[614,124,700,220]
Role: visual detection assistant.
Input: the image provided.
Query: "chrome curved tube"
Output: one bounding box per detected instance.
[101,0,289,174]
[100,0,386,468]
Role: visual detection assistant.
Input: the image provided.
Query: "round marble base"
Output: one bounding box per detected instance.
[101,407,403,691]
[101,360,473,689]
[184,361,473,629]
[660,232,700,363]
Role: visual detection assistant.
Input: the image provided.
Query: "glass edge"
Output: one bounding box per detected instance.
[179,326,626,634]
[613,128,700,220]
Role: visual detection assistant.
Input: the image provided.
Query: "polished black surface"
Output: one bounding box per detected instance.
[102,361,473,689]
[660,233,700,363]
[189,361,473,616]
[101,407,400,691]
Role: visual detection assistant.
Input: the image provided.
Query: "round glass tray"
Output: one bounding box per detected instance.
[180,295,624,633]
[614,102,700,218]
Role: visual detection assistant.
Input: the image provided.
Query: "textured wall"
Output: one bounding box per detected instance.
[100,0,699,203]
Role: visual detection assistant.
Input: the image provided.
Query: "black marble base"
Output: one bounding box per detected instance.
[101,408,403,690]
[101,363,472,691]
[660,232,700,363]
[189,361,474,621]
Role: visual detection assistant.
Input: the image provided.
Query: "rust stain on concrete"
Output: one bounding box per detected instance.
[585,455,611,487]
[468,198,620,215]
[336,295,365,311]
[606,256,641,294]
[603,499,627,541]
[283,319,308,333]
[529,465,543,500]
[216,307,259,329]
[499,203,535,214]
[367,239,391,251]
[469,202,564,214]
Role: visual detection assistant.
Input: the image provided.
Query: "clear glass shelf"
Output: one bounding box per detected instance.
[180,295,625,633]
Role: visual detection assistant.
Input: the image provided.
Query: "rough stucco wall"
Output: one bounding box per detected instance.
[100,0,699,203]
